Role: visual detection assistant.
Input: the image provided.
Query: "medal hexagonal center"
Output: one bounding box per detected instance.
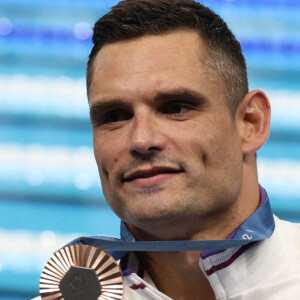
[60,266,101,300]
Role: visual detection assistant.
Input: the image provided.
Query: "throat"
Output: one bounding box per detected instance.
[136,251,216,300]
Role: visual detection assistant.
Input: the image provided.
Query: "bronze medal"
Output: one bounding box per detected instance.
[40,244,124,300]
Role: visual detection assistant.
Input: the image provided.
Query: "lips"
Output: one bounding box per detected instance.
[122,166,182,182]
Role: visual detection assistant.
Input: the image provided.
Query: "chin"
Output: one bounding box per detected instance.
[125,207,189,233]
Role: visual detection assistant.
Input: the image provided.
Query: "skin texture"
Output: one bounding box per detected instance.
[89,30,271,300]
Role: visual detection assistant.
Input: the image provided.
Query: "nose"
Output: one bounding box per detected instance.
[130,110,164,156]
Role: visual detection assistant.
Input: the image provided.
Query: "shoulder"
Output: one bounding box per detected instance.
[272,215,300,268]
[274,215,300,241]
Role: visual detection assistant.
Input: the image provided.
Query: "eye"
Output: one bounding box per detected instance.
[96,109,133,126]
[161,102,190,115]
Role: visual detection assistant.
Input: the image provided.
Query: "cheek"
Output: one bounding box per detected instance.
[175,120,216,153]
[93,132,122,171]
[93,135,131,198]
[185,118,238,166]
[205,124,242,176]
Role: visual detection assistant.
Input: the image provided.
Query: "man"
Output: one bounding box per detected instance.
[35,0,300,299]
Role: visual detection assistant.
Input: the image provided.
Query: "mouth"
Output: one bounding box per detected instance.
[122,166,183,183]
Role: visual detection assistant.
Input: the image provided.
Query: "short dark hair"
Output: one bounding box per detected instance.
[87,0,248,113]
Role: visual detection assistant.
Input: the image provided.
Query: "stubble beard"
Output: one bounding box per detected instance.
[115,186,238,241]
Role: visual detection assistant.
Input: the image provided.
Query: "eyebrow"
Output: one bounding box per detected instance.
[153,88,208,104]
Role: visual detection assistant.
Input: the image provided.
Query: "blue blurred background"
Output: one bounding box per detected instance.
[0,0,299,298]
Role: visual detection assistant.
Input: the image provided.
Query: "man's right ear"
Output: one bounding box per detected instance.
[236,89,271,155]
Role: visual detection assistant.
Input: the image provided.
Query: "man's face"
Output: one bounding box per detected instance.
[89,30,244,237]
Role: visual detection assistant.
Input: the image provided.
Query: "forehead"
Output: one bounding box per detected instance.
[89,30,225,104]
[95,30,201,72]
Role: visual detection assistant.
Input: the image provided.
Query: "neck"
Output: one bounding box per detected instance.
[136,250,215,300]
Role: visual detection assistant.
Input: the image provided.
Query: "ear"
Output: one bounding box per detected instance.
[236,89,271,154]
